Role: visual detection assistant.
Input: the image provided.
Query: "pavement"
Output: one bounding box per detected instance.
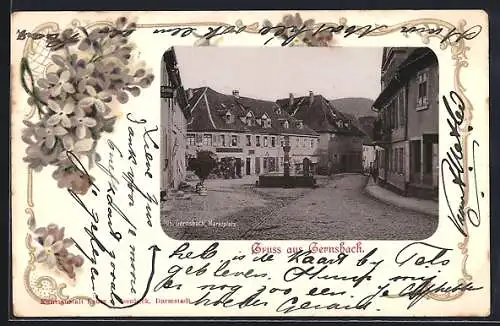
[162,174,438,241]
[364,178,439,217]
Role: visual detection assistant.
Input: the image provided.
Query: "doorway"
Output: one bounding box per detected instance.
[246,157,251,175]
[410,140,421,183]
[235,158,242,178]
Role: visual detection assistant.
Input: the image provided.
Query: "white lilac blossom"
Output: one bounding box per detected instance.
[31,223,84,279]
[46,99,75,128]
[72,108,97,139]
[21,16,154,194]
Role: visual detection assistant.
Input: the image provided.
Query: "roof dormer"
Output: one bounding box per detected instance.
[225,110,234,124]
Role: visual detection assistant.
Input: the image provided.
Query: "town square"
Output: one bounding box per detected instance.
[160,46,439,240]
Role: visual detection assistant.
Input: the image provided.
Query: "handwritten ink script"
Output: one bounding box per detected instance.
[16,21,482,47]
[68,112,161,309]
[16,26,135,49]
[151,22,482,46]
[441,90,483,237]
[146,241,483,314]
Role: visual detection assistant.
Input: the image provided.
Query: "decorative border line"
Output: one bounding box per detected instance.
[19,14,477,309]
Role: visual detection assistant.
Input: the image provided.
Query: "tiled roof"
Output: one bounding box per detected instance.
[276,94,365,136]
[187,87,318,136]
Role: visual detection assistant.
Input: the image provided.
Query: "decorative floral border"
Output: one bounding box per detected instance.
[20,13,477,308]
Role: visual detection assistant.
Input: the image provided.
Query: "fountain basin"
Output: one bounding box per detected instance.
[258,174,316,188]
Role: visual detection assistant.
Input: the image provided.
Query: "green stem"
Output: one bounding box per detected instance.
[64,46,73,65]
[20,57,49,118]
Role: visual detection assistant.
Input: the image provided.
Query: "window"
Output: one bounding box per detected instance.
[231,135,238,147]
[389,149,392,171]
[302,137,306,147]
[394,149,397,172]
[203,134,212,146]
[220,134,226,147]
[264,136,268,147]
[310,139,314,148]
[283,120,289,128]
[398,89,405,128]
[271,137,276,147]
[298,121,303,129]
[417,70,429,109]
[388,97,398,129]
[399,148,404,174]
[256,136,261,147]
[261,115,271,128]
[195,133,203,145]
[285,136,290,146]
[246,112,254,126]
[393,98,399,129]
[187,134,195,146]
[395,148,401,173]
[246,135,251,146]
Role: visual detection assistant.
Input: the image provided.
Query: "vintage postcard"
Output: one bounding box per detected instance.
[10,10,490,317]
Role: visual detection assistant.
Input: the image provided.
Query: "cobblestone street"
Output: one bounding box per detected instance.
[161,174,438,240]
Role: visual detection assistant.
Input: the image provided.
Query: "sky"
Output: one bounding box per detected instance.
[174,46,383,101]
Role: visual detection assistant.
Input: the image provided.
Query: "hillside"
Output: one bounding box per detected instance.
[330,97,377,141]
[330,97,376,118]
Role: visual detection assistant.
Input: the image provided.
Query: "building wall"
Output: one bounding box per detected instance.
[362,145,376,171]
[160,54,188,192]
[407,62,439,138]
[376,57,439,196]
[317,133,331,169]
[161,98,187,191]
[186,131,318,175]
[385,140,409,191]
[287,134,320,171]
[328,133,363,172]
[317,133,363,173]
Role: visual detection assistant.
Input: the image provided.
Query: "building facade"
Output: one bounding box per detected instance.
[160,48,191,194]
[362,144,376,172]
[372,47,439,199]
[185,87,319,176]
[277,91,365,174]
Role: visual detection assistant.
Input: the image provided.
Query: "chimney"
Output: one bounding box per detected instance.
[309,91,314,104]
[187,88,194,100]
[232,89,240,98]
[289,93,294,106]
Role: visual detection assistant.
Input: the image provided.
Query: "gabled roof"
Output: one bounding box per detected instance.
[187,87,318,136]
[276,94,365,136]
